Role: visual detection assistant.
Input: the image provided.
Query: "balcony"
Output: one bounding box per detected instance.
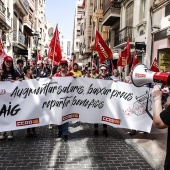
[0,0,6,22]
[114,26,134,48]
[102,1,121,26]
[13,30,26,47]
[23,16,34,35]
[14,0,29,16]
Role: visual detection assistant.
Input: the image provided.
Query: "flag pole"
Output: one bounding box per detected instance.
[52,24,58,72]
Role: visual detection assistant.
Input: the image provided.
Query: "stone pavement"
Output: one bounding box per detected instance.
[0,123,159,170]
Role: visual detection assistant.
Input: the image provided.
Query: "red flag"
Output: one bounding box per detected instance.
[150,57,159,72]
[47,25,62,62]
[94,30,113,64]
[130,51,140,70]
[117,38,131,67]
[117,51,126,67]
[37,50,42,61]
[124,38,131,65]
[0,37,7,69]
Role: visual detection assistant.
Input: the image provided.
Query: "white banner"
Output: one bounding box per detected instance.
[0,77,153,132]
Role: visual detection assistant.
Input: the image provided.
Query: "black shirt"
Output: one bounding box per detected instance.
[160,105,170,170]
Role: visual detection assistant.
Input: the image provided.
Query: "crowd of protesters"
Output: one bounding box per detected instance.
[0,55,151,141]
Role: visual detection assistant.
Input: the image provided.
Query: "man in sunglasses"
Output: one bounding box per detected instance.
[152,84,170,170]
[53,60,74,142]
[93,64,113,137]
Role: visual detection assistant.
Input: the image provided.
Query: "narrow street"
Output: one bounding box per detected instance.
[0,123,153,170]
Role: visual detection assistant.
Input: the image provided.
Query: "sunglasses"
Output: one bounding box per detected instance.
[101,69,107,72]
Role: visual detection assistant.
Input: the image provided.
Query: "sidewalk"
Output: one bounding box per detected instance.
[117,126,167,170]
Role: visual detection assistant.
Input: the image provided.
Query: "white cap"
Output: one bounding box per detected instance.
[37,60,43,64]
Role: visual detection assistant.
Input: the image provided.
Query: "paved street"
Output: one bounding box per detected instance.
[0,123,153,170]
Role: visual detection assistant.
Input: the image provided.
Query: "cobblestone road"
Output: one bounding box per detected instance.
[0,123,153,170]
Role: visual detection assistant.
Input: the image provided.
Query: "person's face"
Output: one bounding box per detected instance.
[73,65,78,70]
[92,67,96,74]
[18,62,23,68]
[27,67,33,75]
[60,63,68,71]
[86,68,91,75]
[113,70,119,77]
[5,61,13,68]
[100,68,107,76]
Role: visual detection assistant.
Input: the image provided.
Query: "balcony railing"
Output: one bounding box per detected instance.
[103,0,121,14]
[0,0,6,15]
[114,26,134,46]
[13,30,26,46]
[21,0,29,13]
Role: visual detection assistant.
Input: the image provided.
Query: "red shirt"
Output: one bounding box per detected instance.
[54,72,74,77]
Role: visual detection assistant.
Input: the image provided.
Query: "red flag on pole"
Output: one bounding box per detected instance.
[130,51,140,70]
[124,38,131,65]
[0,37,7,69]
[94,30,113,64]
[37,50,42,61]
[117,38,131,67]
[150,57,159,72]
[47,25,62,62]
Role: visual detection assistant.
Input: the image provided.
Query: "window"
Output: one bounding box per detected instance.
[89,15,92,25]
[94,0,97,12]
[76,42,79,48]
[100,0,103,9]
[126,2,134,27]
[140,0,146,21]
[165,3,170,17]
[99,18,102,33]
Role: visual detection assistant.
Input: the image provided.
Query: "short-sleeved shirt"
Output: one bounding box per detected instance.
[70,70,82,77]
[160,105,170,170]
[54,72,74,77]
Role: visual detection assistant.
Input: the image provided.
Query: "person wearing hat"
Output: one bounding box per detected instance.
[15,59,24,78]
[0,56,20,140]
[70,63,82,77]
[93,64,113,137]
[53,60,74,141]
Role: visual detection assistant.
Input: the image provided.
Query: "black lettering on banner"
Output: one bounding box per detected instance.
[87,84,112,95]
[42,96,72,110]
[110,89,133,101]
[0,102,21,117]
[71,96,104,109]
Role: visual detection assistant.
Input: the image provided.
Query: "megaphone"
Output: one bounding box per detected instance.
[131,64,170,87]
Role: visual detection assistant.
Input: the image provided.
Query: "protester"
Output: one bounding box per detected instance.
[83,67,91,78]
[33,60,50,78]
[0,56,19,139]
[23,66,37,137]
[110,69,121,82]
[70,63,82,77]
[93,64,112,137]
[152,84,170,170]
[53,60,74,141]
[15,59,24,78]
[91,66,98,78]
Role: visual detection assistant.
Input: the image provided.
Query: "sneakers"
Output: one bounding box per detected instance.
[93,130,98,137]
[7,131,13,139]
[57,131,62,138]
[0,132,6,140]
[62,135,68,142]
[103,130,108,137]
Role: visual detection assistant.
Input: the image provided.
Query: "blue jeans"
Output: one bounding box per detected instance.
[58,122,69,135]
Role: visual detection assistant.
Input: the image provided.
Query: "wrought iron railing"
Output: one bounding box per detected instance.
[114,26,134,46]
[20,0,29,13]
[103,0,121,14]
[0,0,6,15]
[13,30,26,46]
